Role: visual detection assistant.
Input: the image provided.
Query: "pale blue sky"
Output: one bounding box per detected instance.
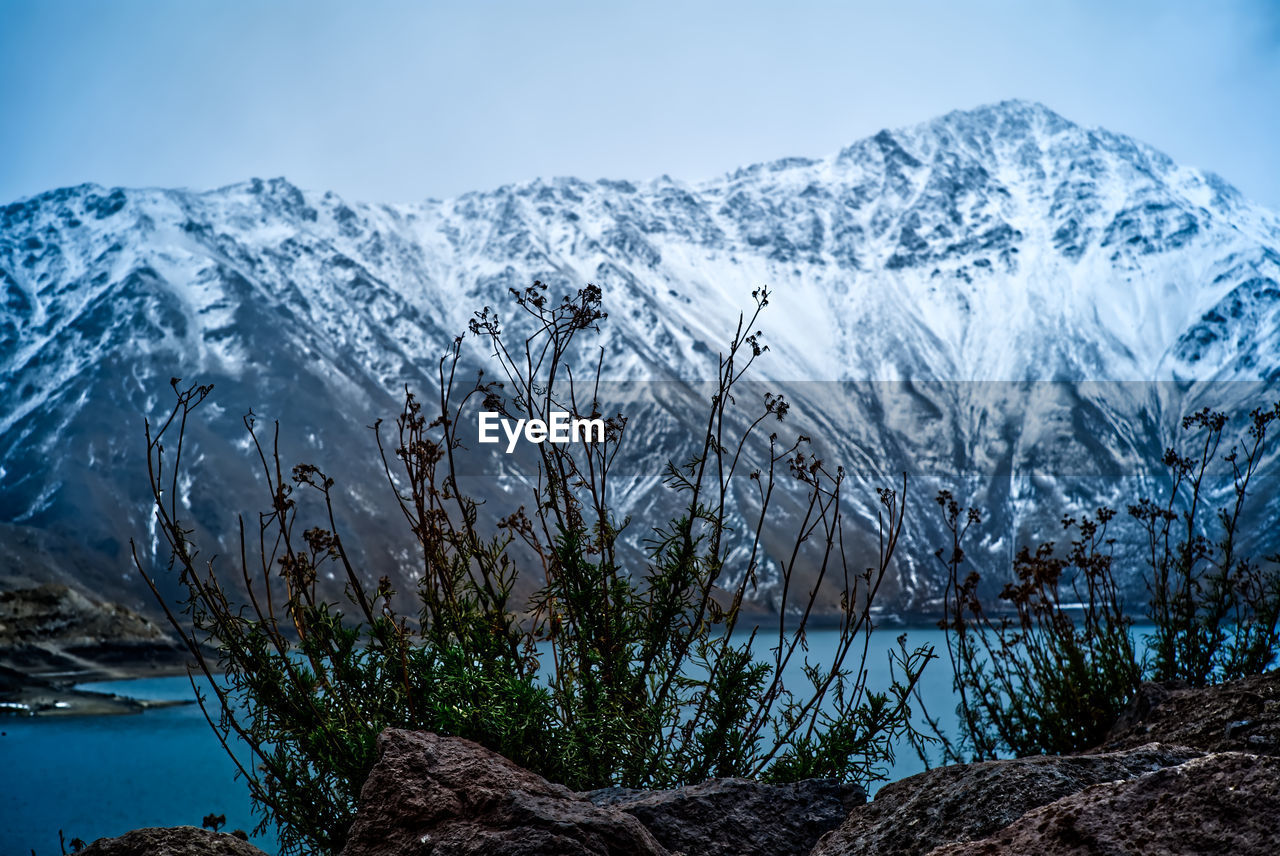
[2,0,1278,208]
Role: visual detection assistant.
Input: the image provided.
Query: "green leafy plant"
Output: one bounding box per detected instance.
[930,402,1280,762]
[1132,405,1280,685]
[135,283,932,856]
[931,498,1139,760]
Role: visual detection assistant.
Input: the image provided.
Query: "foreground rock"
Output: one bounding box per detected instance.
[585,777,864,856]
[340,729,668,856]
[79,826,266,856]
[809,744,1199,856]
[1100,669,1280,756]
[72,670,1280,853]
[931,751,1280,855]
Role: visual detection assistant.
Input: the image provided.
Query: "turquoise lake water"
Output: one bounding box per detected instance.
[1,627,957,856]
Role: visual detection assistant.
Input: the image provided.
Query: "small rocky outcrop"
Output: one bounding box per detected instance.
[78,826,267,856]
[809,744,1200,856]
[0,584,197,715]
[929,751,1280,856]
[0,583,187,680]
[339,729,668,856]
[585,776,864,856]
[1099,669,1280,756]
[0,584,172,649]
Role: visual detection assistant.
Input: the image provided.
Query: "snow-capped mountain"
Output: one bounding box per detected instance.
[3,100,1279,615]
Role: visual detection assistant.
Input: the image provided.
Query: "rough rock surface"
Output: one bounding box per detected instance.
[585,776,864,856]
[340,729,668,856]
[79,826,267,856]
[1100,669,1280,756]
[0,584,171,648]
[809,744,1199,856]
[929,752,1280,855]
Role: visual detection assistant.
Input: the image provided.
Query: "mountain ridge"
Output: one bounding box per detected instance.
[3,99,1279,614]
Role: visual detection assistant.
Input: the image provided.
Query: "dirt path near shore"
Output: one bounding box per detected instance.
[1,583,201,716]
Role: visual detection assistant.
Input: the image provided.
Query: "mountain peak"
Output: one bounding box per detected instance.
[3,102,1280,616]
[946,98,1070,124]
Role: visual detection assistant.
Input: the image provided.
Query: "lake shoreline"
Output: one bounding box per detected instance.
[0,582,207,717]
[0,663,194,717]
[0,656,201,717]
[0,580,953,718]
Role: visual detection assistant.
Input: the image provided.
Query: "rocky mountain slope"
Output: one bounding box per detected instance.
[3,100,1279,615]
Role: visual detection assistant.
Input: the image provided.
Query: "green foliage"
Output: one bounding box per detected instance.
[135,284,931,856]
[931,402,1280,762]
[932,501,1140,760]
[1132,405,1280,685]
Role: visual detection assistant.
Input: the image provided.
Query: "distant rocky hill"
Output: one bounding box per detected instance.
[0,583,185,679]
